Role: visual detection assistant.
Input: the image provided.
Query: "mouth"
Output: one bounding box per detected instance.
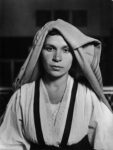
[51,65,63,71]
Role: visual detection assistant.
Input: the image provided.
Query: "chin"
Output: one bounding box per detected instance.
[48,71,68,78]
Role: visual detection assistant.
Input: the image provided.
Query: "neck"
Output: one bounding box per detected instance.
[42,74,69,88]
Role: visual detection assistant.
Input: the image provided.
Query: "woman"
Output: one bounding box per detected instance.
[0,19,113,150]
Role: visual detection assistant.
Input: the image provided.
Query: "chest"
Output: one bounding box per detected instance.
[46,86,66,104]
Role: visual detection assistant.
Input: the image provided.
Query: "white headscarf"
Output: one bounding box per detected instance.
[13,19,112,111]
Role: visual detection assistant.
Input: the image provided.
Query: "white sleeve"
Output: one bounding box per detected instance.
[0,89,30,150]
[88,90,113,150]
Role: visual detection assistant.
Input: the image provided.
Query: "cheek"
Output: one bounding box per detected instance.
[41,52,51,68]
[41,52,48,62]
[65,55,73,69]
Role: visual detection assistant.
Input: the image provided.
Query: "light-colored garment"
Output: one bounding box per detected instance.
[0,76,113,150]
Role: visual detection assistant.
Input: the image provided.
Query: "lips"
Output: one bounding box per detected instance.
[51,65,63,70]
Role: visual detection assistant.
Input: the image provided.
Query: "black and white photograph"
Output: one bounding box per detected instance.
[0,0,113,149]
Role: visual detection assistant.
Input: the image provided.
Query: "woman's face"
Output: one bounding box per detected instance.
[41,35,73,78]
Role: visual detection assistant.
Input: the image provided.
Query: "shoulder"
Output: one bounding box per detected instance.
[12,81,35,96]
[76,78,99,106]
[76,76,97,98]
[12,82,35,100]
[3,81,36,121]
[21,81,35,91]
[16,81,36,108]
[20,81,35,99]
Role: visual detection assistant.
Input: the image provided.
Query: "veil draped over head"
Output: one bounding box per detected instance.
[13,19,111,111]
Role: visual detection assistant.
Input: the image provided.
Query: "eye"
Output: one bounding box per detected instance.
[63,46,70,53]
[43,45,53,52]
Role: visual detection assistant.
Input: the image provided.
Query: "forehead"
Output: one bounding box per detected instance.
[44,35,68,47]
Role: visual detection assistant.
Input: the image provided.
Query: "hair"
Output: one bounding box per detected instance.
[47,29,62,36]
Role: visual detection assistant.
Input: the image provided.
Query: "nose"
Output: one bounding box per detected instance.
[52,50,62,62]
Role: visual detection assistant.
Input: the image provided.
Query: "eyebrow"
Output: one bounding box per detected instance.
[44,44,69,49]
[43,44,56,49]
[62,45,69,49]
